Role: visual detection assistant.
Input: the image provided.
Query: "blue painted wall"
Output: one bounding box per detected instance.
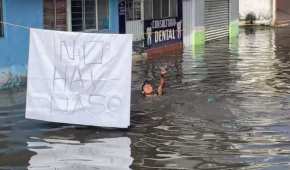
[0,0,119,89]
[0,0,43,88]
[109,0,119,33]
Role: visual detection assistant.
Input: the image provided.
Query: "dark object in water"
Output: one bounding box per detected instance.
[245,13,256,25]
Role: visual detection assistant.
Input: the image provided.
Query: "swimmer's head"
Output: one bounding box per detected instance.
[142,80,154,96]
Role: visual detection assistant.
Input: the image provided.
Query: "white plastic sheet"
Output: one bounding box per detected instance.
[26,29,132,128]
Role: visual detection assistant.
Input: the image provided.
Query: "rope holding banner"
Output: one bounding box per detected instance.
[0,21,184,36]
[0,21,31,30]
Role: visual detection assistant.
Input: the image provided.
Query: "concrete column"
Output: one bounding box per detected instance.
[229,0,239,42]
[182,0,205,49]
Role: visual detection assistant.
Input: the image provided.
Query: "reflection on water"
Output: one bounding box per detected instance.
[28,137,132,170]
[1,27,290,169]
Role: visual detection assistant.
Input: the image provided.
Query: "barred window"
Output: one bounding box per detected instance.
[126,0,141,21]
[71,0,96,31]
[71,0,110,31]
[44,0,67,31]
[0,0,3,37]
[144,0,178,20]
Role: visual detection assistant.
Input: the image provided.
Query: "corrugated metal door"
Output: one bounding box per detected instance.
[205,0,229,41]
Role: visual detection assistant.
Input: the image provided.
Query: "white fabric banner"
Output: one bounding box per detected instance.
[26,29,132,128]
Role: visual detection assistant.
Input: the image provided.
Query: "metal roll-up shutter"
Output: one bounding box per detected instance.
[205,0,229,41]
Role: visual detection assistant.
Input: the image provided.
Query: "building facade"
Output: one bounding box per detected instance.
[121,0,239,54]
[43,0,119,33]
[0,0,239,89]
[0,0,43,89]
[118,0,184,56]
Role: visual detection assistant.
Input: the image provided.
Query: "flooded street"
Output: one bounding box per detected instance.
[2,26,290,169]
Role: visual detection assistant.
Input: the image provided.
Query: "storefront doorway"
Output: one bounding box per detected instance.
[204,0,229,41]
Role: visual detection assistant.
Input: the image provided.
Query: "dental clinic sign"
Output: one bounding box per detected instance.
[145,18,182,48]
[26,29,132,128]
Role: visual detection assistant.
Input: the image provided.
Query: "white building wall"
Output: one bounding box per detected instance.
[182,0,195,47]
[239,0,273,25]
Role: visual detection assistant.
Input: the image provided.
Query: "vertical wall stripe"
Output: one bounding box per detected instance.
[229,0,239,42]
[109,0,119,33]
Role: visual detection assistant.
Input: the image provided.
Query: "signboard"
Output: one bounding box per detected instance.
[26,29,132,128]
[119,0,126,33]
[144,17,182,48]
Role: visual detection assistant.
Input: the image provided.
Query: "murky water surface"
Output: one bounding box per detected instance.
[1,27,290,170]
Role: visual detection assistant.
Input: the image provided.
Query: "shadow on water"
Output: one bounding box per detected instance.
[2,26,290,169]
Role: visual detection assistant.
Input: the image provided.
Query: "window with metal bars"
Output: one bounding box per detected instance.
[71,0,96,31]
[126,0,141,21]
[145,0,178,20]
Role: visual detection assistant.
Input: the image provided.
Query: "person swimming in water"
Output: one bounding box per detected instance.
[141,67,167,97]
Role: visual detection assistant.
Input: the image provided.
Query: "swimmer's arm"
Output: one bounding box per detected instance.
[157,75,165,96]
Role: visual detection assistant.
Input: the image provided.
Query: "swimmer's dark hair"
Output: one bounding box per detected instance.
[141,80,152,92]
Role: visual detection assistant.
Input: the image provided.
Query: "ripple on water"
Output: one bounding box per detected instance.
[1,27,290,169]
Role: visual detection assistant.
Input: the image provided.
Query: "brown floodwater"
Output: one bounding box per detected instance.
[1,26,290,170]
